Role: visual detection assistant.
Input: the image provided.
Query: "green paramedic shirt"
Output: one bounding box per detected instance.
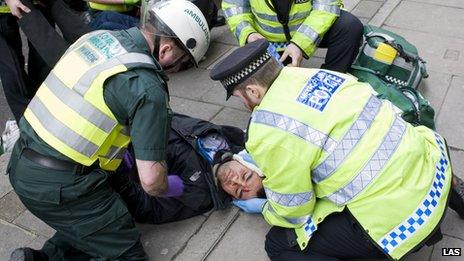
[19,27,172,163]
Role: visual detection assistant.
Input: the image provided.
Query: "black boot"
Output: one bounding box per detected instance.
[449,175,464,219]
[9,248,48,261]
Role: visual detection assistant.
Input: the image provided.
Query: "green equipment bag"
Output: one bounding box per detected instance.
[349,25,436,130]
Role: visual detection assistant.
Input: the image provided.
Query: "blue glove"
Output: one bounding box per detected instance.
[232,198,267,214]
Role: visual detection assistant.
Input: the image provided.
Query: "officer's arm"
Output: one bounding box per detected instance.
[222,0,258,46]
[136,159,168,197]
[247,142,317,229]
[291,0,343,58]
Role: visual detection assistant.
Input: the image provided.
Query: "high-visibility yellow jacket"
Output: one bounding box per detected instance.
[222,0,343,57]
[0,1,10,13]
[88,0,139,13]
[246,67,452,260]
[24,30,158,171]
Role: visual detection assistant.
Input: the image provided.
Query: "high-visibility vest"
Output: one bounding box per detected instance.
[246,67,452,260]
[0,1,10,13]
[88,1,135,13]
[24,30,159,171]
[222,0,342,57]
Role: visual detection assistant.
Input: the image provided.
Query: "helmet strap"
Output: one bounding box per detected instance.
[153,35,161,61]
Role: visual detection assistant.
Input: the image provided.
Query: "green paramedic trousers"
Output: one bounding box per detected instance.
[7,143,148,260]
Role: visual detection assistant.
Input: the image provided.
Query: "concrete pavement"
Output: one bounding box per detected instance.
[1,0,464,260]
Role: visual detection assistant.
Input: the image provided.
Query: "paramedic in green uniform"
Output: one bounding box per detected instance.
[7,0,210,260]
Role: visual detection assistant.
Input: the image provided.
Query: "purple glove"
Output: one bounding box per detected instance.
[123,151,135,170]
[163,175,184,197]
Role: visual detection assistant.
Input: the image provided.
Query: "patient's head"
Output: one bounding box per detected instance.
[216,160,264,200]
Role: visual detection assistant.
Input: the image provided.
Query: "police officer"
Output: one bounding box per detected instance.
[7,0,210,260]
[222,0,363,72]
[210,39,464,260]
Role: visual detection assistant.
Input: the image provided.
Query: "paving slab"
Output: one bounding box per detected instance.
[200,82,246,110]
[26,235,48,250]
[344,0,362,12]
[199,42,235,70]
[0,191,26,223]
[0,153,12,198]
[170,97,223,121]
[169,68,216,101]
[210,25,239,46]
[138,215,206,261]
[210,107,250,130]
[0,220,36,259]
[436,76,464,149]
[431,235,464,260]
[449,149,464,180]
[206,212,270,261]
[175,208,239,261]
[13,210,55,238]
[406,0,464,9]
[369,0,400,27]
[300,56,325,69]
[0,80,14,129]
[382,26,464,77]
[442,209,464,241]
[351,0,384,19]
[418,70,453,113]
[385,1,464,40]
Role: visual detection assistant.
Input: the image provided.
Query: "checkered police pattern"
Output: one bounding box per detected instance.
[385,75,408,87]
[303,216,317,238]
[220,52,272,89]
[269,41,289,49]
[377,133,449,254]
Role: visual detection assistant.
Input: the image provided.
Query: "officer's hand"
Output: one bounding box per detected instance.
[247,32,265,43]
[163,175,184,197]
[280,43,303,67]
[233,198,267,214]
[6,0,31,18]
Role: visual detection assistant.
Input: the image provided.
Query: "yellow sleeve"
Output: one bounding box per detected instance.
[222,0,258,46]
[291,0,343,57]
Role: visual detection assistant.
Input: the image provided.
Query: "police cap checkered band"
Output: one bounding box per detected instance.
[210,39,271,99]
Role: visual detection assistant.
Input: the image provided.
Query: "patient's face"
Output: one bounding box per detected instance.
[217,160,263,200]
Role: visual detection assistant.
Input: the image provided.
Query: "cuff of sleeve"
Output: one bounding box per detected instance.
[133,148,166,162]
[291,36,316,58]
[294,226,311,250]
[239,27,258,46]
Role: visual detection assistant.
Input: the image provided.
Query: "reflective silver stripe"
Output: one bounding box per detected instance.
[295,24,322,45]
[363,45,414,71]
[252,10,310,23]
[327,116,407,206]
[267,204,313,225]
[224,6,250,18]
[265,188,313,207]
[223,0,249,6]
[251,110,336,152]
[28,97,99,157]
[255,19,300,35]
[312,3,341,15]
[103,145,125,160]
[45,72,117,133]
[74,53,155,96]
[235,21,252,39]
[312,96,382,183]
